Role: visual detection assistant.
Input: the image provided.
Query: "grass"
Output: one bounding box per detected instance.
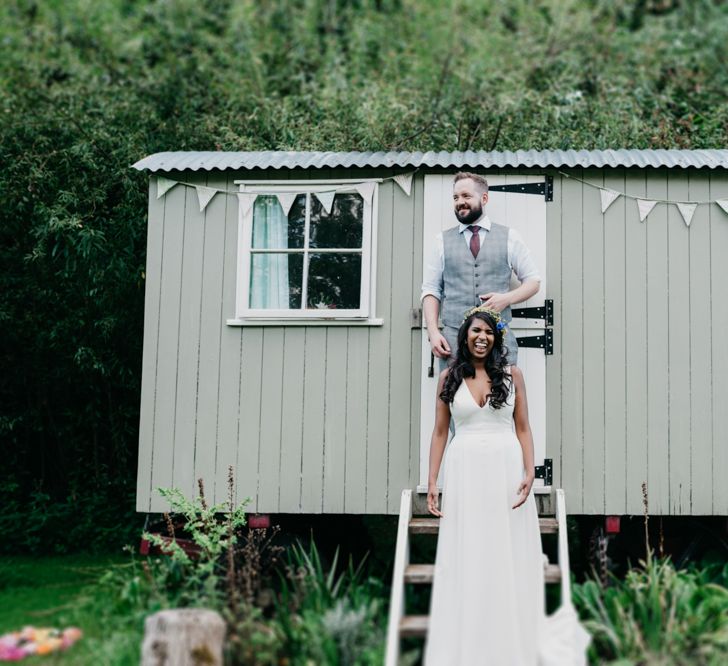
[0,553,134,665]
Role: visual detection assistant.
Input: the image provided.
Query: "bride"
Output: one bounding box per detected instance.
[424,305,588,665]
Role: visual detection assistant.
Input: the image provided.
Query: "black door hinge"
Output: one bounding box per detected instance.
[516,329,553,355]
[534,458,553,486]
[511,299,553,326]
[489,176,553,202]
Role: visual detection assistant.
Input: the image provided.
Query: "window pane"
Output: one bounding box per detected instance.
[251,195,305,249]
[306,253,362,310]
[249,253,303,309]
[309,193,363,249]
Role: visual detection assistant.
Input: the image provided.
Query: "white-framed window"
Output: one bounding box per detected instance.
[231,180,380,323]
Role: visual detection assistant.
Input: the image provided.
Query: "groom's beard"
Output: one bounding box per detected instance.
[455,201,483,226]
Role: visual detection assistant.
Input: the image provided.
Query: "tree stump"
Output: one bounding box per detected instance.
[140,608,225,666]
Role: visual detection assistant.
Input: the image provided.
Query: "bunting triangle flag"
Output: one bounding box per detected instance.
[394,172,414,196]
[236,193,257,219]
[276,192,298,217]
[676,202,697,227]
[156,176,177,199]
[315,191,336,215]
[716,199,728,216]
[599,188,620,213]
[195,185,217,212]
[355,182,376,205]
[637,199,657,222]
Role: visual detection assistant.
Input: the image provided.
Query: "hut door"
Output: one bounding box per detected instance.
[419,174,550,491]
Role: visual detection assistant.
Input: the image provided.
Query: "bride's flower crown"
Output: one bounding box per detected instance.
[462,304,508,335]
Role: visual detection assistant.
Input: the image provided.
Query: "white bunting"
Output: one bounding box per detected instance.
[156,176,177,199]
[195,186,217,212]
[315,191,336,214]
[716,199,728,216]
[599,188,620,213]
[355,182,376,205]
[236,193,257,219]
[394,172,414,196]
[676,202,697,227]
[276,193,298,217]
[637,199,657,222]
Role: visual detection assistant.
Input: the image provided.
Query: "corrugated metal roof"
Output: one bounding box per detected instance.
[132,149,728,172]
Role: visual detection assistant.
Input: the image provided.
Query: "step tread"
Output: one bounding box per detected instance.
[404,561,562,584]
[544,563,561,583]
[409,516,559,534]
[400,615,428,637]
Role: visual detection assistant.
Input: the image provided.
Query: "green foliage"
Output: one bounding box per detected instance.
[226,540,385,665]
[3,0,728,552]
[142,483,249,607]
[574,557,728,665]
[2,540,388,664]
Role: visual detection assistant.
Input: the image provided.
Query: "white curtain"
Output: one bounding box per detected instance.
[250,196,290,309]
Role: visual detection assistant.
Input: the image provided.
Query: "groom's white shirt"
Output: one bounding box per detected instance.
[420,215,541,302]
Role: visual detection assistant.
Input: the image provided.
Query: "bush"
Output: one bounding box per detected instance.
[573,556,728,665]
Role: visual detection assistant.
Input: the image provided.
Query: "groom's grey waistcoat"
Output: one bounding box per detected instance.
[441,222,512,328]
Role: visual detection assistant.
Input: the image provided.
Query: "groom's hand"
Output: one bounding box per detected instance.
[479,291,511,313]
[428,330,451,359]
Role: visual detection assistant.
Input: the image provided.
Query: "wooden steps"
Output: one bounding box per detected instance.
[409,516,558,535]
[544,563,561,583]
[404,562,562,585]
[386,489,575,664]
[399,615,428,638]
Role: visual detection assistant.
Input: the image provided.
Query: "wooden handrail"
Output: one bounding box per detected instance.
[385,489,412,666]
[555,488,572,606]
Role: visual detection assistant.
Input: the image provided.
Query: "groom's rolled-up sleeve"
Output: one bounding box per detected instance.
[508,228,541,283]
[421,232,445,302]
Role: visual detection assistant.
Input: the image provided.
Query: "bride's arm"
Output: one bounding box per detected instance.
[427,370,451,517]
[511,366,536,509]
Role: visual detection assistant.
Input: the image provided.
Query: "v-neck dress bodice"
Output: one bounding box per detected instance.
[453,380,517,436]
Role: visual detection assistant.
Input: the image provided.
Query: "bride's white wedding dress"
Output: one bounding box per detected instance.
[424,379,589,666]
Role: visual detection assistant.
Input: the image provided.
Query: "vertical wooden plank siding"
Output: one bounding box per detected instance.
[624,172,648,515]
[150,182,187,512]
[387,179,416,513]
[173,173,206,499]
[560,171,585,512]
[366,182,394,513]
[323,329,348,512]
[300,328,326,510]
[688,172,712,515]
[711,174,728,514]
[195,174,227,501]
[603,170,627,514]
[545,172,563,490]
[237,329,264,510]
[409,175,425,490]
[667,173,691,515]
[214,174,243,504]
[136,183,164,511]
[582,169,606,514]
[257,328,285,510]
[646,170,670,515]
[344,330,369,512]
[278,329,306,511]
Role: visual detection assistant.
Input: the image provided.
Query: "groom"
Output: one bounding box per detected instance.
[421,172,541,367]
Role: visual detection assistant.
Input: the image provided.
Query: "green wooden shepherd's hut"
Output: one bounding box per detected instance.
[132,149,728,519]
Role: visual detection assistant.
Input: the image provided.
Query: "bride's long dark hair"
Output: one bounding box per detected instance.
[439,311,512,409]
